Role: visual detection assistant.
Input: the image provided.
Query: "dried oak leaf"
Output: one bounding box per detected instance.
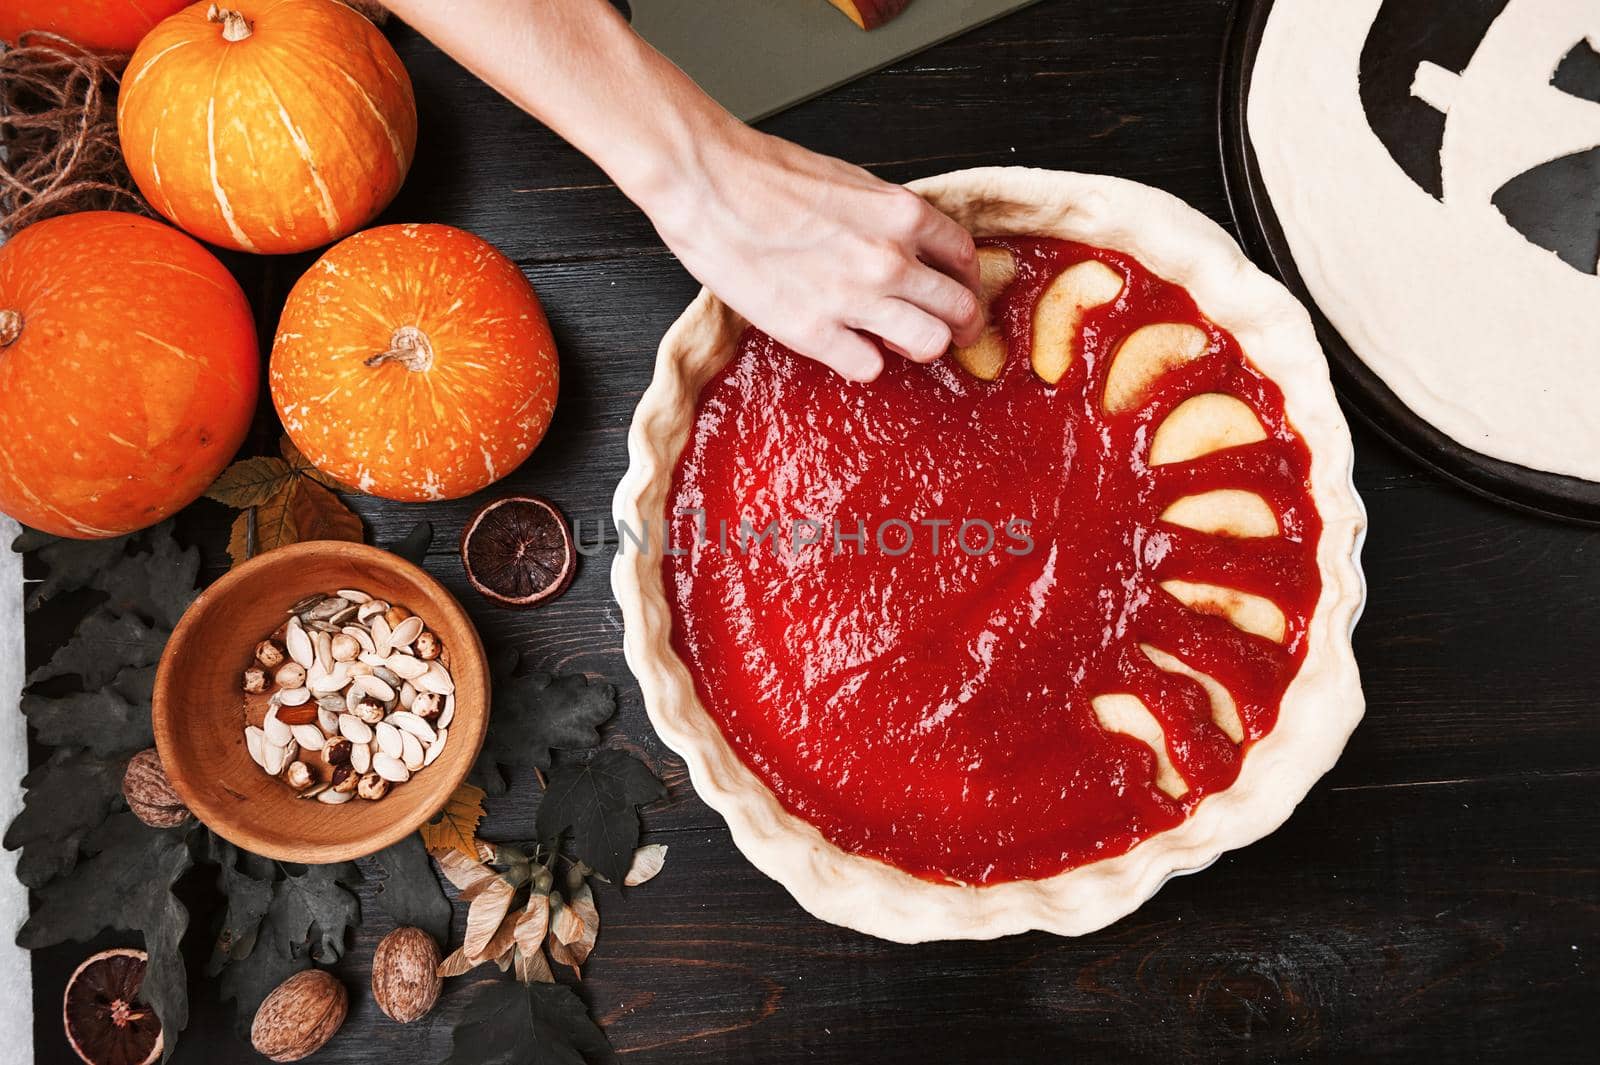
[291,478,365,543]
[21,664,156,756]
[281,433,358,494]
[3,748,127,887]
[369,832,453,946]
[536,749,665,886]
[419,783,488,860]
[204,456,294,509]
[29,607,167,689]
[624,844,668,887]
[17,814,194,1061]
[472,654,618,795]
[216,860,363,1028]
[546,880,598,977]
[444,980,615,1065]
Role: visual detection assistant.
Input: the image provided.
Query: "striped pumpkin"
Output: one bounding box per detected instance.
[0,212,259,539]
[117,0,416,255]
[0,0,190,52]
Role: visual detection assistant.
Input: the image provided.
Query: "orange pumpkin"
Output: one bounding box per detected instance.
[0,212,259,539]
[0,0,190,53]
[270,224,560,501]
[118,0,416,255]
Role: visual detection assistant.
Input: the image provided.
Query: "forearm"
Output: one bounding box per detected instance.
[381,0,733,211]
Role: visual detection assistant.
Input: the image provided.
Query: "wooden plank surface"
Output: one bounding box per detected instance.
[25,0,1600,1060]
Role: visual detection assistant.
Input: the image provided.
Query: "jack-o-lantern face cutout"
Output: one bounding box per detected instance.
[1359,0,1600,274]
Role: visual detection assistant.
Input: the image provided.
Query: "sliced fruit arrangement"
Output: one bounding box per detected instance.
[461,496,577,608]
[64,949,162,1065]
[118,0,417,254]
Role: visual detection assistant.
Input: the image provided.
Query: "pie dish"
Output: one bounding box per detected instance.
[612,167,1366,941]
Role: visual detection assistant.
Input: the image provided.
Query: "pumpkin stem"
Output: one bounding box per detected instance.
[366,326,435,373]
[0,309,21,348]
[206,4,254,42]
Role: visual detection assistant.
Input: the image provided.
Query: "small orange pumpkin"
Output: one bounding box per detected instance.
[270,224,559,501]
[118,0,416,254]
[0,212,259,539]
[0,0,190,53]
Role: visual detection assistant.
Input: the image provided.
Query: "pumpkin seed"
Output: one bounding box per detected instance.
[303,596,350,623]
[291,724,326,751]
[370,615,393,657]
[357,600,389,622]
[314,630,333,674]
[351,741,372,774]
[329,605,359,626]
[317,704,342,734]
[263,739,296,777]
[276,686,311,707]
[338,714,374,744]
[285,619,314,669]
[287,593,326,615]
[374,721,404,759]
[386,711,436,744]
[337,588,372,604]
[298,782,331,800]
[389,616,424,649]
[415,663,454,695]
[245,725,268,770]
[262,706,292,747]
[399,681,416,710]
[423,729,447,766]
[343,626,376,655]
[317,788,355,805]
[385,654,428,680]
[438,695,455,728]
[400,731,425,771]
[356,674,396,702]
[309,665,350,695]
[372,753,410,783]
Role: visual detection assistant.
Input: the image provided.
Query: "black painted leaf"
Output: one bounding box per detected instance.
[445,980,615,1065]
[17,814,194,1060]
[29,607,167,689]
[216,861,363,1027]
[472,657,617,795]
[205,838,278,976]
[10,526,57,555]
[94,531,201,629]
[21,665,156,756]
[2,748,126,887]
[536,749,665,886]
[369,833,453,945]
[19,535,128,611]
[392,520,434,566]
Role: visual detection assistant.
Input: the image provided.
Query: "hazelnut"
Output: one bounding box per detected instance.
[330,634,360,662]
[251,968,347,1062]
[413,631,441,661]
[410,692,442,721]
[383,605,411,628]
[353,698,387,725]
[243,666,268,694]
[122,749,189,828]
[274,662,307,689]
[370,927,442,1024]
[284,761,314,791]
[255,640,286,669]
[330,764,358,794]
[356,772,389,801]
[322,737,352,767]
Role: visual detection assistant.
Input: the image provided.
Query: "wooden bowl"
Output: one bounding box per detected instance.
[153,540,489,863]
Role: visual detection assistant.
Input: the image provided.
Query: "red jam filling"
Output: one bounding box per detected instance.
[663,237,1322,884]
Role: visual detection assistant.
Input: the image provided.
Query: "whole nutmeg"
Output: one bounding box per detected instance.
[251,969,347,1062]
[371,928,442,1024]
[122,749,189,828]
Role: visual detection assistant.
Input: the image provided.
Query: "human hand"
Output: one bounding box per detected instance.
[640,122,985,382]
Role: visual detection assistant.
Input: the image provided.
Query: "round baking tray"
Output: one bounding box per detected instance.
[1218,0,1600,525]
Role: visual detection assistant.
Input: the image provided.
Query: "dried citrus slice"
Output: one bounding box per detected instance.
[460,496,576,607]
[64,949,162,1065]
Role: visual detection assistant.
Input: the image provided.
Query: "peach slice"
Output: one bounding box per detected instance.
[1031,260,1124,385]
[826,0,912,30]
[1102,323,1209,413]
[1090,694,1187,798]
[1159,579,1287,644]
[1148,393,1267,466]
[1159,489,1279,538]
[1139,643,1244,743]
[951,247,1018,382]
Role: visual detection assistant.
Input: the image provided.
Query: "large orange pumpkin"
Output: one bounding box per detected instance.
[0,212,259,538]
[117,0,417,255]
[270,224,560,501]
[0,0,190,53]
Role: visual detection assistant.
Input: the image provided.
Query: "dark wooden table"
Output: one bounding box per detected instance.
[28,1,1600,1061]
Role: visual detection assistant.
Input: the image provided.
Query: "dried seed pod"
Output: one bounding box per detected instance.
[414,631,441,661]
[330,634,361,662]
[255,640,287,669]
[371,928,442,1024]
[411,692,442,721]
[243,666,269,694]
[330,764,358,794]
[322,736,353,767]
[285,761,314,790]
[353,698,387,726]
[251,968,347,1062]
[274,662,307,689]
[357,772,390,801]
[123,749,190,828]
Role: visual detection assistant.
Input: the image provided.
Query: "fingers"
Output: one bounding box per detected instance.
[913,206,982,296]
[896,263,984,347]
[792,325,885,383]
[849,298,953,365]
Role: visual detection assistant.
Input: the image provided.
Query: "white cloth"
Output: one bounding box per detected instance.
[0,516,33,1061]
